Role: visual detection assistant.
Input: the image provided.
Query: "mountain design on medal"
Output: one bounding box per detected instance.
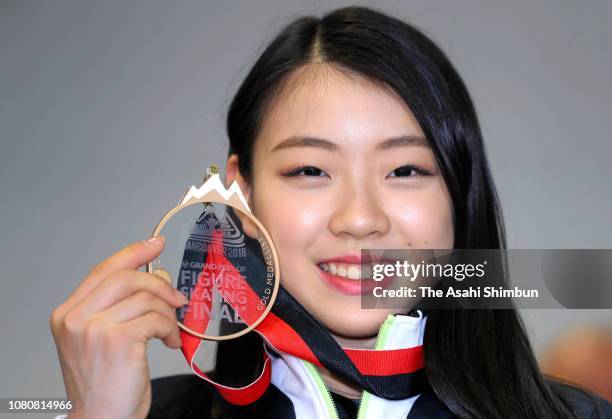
[189,208,245,248]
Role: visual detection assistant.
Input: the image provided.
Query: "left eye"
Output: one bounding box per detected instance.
[387,165,431,178]
[283,165,328,177]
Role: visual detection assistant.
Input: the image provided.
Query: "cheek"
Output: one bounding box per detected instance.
[272,198,324,241]
[255,193,328,276]
[391,189,454,248]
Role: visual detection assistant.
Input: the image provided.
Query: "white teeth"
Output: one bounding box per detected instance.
[318,262,364,280]
[347,265,360,280]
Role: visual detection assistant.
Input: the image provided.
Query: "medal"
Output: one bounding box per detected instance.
[146,164,280,341]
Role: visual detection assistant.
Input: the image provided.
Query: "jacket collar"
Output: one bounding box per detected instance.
[264,310,427,419]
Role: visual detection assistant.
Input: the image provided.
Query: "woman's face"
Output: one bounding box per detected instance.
[227,65,454,338]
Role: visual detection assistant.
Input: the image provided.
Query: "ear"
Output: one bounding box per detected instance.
[225,154,258,239]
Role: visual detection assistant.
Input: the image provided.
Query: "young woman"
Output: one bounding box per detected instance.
[50,6,611,419]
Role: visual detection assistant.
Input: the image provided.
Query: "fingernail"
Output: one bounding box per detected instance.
[143,236,164,248]
[175,290,189,304]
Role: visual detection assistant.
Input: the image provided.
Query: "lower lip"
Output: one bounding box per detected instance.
[316,265,392,296]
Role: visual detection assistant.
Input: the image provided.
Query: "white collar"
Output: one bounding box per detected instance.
[264,310,427,419]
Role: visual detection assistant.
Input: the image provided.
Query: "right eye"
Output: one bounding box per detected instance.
[282,165,329,178]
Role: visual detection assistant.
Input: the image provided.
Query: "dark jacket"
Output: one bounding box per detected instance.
[148,372,611,418]
[147,313,610,418]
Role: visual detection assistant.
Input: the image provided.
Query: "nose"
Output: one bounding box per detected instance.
[328,180,391,240]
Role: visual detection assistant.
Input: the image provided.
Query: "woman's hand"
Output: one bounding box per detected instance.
[49,237,189,419]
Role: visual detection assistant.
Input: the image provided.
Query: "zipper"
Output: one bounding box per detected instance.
[302,361,340,419]
[301,314,397,419]
[356,314,396,419]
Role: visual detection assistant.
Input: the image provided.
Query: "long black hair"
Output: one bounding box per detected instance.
[201,5,584,418]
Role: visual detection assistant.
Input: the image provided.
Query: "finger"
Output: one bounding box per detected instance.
[96,290,181,325]
[72,270,188,321]
[118,312,181,349]
[64,236,166,311]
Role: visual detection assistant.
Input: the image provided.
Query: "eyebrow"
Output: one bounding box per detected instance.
[270,135,430,152]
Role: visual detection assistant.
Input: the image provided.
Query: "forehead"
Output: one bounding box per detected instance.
[255,64,425,153]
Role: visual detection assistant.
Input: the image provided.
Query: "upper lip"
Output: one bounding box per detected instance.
[318,254,398,265]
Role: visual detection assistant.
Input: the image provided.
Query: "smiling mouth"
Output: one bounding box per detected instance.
[316,262,375,280]
[315,262,386,296]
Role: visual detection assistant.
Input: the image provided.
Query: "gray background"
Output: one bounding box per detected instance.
[1,0,610,414]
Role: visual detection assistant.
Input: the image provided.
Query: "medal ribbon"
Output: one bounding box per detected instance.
[177,213,427,406]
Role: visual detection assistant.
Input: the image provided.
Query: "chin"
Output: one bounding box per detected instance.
[316,307,399,338]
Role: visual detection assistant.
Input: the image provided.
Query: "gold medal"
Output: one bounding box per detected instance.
[146,165,280,340]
